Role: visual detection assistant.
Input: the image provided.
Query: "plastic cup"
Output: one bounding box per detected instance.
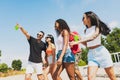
[15,25,19,30]
[74,35,79,41]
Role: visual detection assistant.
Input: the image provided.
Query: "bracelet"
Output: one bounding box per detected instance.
[42,63,48,67]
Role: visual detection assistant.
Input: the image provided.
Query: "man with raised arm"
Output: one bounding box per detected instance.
[17,24,46,80]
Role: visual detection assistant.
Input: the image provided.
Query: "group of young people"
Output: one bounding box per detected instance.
[17,11,117,80]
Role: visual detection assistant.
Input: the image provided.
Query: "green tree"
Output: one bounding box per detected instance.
[12,59,22,70]
[0,50,1,57]
[81,48,89,64]
[102,28,120,53]
[0,63,8,73]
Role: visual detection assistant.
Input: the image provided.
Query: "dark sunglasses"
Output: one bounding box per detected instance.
[37,33,43,36]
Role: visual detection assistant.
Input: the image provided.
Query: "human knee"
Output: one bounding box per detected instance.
[52,75,58,80]
[25,78,31,80]
[88,74,94,80]
[25,74,31,80]
[67,72,75,80]
[75,69,80,74]
[52,76,60,80]
[69,75,75,80]
[37,74,44,80]
[25,76,31,80]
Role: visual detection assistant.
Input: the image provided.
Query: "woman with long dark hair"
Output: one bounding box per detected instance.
[53,19,75,80]
[71,11,116,80]
[43,34,56,80]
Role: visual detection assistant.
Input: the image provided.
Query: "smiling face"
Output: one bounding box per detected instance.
[45,37,51,43]
[37,32,44,40]
[45,34,55,46]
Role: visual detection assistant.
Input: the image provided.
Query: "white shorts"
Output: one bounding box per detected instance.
[26,61,43,75]
[88,46,113,68]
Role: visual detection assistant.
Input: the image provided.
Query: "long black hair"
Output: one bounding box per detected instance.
[83,11,111,36]
[45,34,55,47]
[55,19,70,36]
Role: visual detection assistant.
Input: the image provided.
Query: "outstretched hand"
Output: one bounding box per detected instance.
[15,23,21,30]
[16,24,22,29]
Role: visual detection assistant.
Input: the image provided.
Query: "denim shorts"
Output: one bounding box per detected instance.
[88,46,113,68]
[57,49,75,63]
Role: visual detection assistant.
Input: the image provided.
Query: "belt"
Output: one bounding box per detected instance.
[89,45,101,49]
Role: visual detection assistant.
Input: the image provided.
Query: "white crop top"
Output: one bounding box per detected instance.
[57,34,70,50]
[85,26,101,47]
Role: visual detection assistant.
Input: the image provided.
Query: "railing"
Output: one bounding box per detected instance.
[111,52,120,63]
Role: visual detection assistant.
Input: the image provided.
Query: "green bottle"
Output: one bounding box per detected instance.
[74,35,79,41]
[14,25,19,30]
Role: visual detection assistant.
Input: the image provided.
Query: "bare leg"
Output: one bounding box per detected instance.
[52,64,64,80]
[64,63,75,80]
[49,63,56,75]
[88,66,98,80]
[74,53,83,80]
[43,67,49,80]
[25,74,32,80]
[105,66,117,80]
[75,69,83,80]
[37,74,44,80]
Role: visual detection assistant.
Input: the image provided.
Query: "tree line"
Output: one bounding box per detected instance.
[0,59,22,73]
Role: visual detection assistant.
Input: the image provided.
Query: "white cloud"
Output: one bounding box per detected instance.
[108,21,120,29]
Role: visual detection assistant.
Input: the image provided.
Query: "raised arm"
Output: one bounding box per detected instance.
[17,24,30,39]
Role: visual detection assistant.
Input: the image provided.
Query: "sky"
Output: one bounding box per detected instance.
[0,0,120,68]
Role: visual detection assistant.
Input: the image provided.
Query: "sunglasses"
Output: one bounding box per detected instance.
[37,33,43,36]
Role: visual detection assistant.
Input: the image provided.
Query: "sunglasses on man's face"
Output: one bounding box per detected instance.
[37,33,43,37]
